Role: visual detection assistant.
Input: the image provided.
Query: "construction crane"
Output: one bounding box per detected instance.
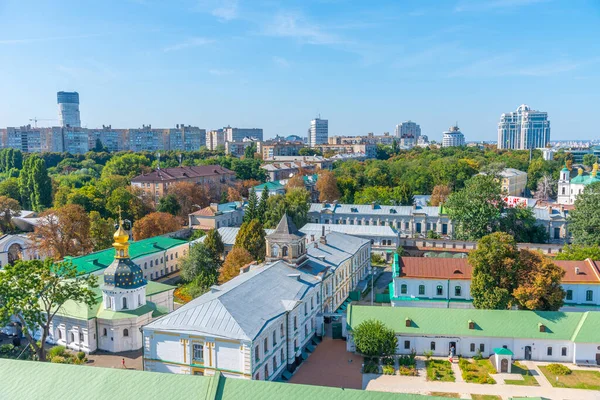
[29,117,57,128]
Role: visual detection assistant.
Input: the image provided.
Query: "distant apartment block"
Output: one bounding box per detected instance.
[313,143,377,159]
[442,125,465,147]
[225,139,258,157]
[88,126,125,152]
[395,121,421,148]
[205,129,226,151]
[498,104,550,150]
[328,132,394,146]
[167,125,206,151]
[309,118,328,147]
[57,91,81,128]
[6,126,43,153]
[262,161,317,181]
[258,140,304,159]
[225,126,263,142]
[131,165,236,201]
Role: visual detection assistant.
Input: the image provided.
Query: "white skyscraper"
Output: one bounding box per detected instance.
[57,91,81,128]
[498,104,550,150]
[442,125,465,147]
[395,121,421,147]
[309,117,328,147]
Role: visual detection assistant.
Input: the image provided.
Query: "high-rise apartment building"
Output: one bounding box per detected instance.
[128,125,164,152]
[167,125,206,151]
[442,125,465,147]
[309,117,328,147]
[224,127,263,142]
[395,121,421,147]
[206,129,226,151]
[6,126,43,153]
[498,104,550,150]
[57,91,81,128]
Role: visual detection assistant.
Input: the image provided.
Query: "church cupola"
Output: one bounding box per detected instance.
[102,211,147,312]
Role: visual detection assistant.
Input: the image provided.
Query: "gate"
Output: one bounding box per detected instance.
[332,322,343,339]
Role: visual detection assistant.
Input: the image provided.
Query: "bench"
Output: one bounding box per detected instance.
[575,360,599,368]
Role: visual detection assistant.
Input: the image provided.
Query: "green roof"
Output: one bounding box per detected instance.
[52,276,174,321]
[347,305,594,342]
[254,181,285,191]
[65,236,188,275]
[0,358,446,400]
[571,311,600,343]
[493,348,514,356]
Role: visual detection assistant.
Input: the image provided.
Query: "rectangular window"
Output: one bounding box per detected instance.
[280,324,284,338]
[479,344,485,353]
[404,340,410,349]
[272,331,277,346]
[273,356,277,371]
[547,347,552,356]
[470,343,475,352]
[280,348,284,363]
[455,286,461,297]
[566,290,573,301]
[561,347,567,356]
[193,344,204,362]
[430,341,435,351]
[586,290,593,301]
[264,338,268,353]
[418,285,425,295]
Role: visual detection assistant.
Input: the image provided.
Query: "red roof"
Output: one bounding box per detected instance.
[131,165,234,183]
[400,257,600,284]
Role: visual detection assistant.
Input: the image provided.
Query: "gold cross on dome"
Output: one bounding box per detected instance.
[118,206,123,222]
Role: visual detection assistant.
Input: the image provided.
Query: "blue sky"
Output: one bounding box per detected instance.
[1,0,599,141]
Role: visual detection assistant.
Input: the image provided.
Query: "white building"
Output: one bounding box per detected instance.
[144,215,371,380]
[347,304,600,365]
[309,118,328,148]
[46,221,175,354]
[395,121,421,148]
[225,127,263,143]
[0,233,40,268]
[557,163,600,205]
[498,104,550,150]
[206,129,226,150]
[390,256,600,311]
[442,125,465,147]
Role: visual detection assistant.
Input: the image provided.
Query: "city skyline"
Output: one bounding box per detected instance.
[1,0,599,140]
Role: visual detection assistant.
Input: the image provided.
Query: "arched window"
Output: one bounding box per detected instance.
[400,284,407,294]
[138,294,142,306]
[122,297,128,309]
[418,285,425,295]
[70,332,75,343]
[436,285,443,296]
[58,329,62,340]
[282,246,288,257]
[119,250,124,257]
[123,329,129,337]
[103,328,107,336]
[107,296,112,308]
[272,245,279,257]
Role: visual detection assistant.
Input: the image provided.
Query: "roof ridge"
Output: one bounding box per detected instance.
[586,258,600,282]
[570,311,589,342]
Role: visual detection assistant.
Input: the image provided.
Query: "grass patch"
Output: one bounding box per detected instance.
[458,358,496,384]
[540,366,600,390]
[503,361,539,386]
[471,395,501,400]
[428,392,459,398]
[426,359,455,382]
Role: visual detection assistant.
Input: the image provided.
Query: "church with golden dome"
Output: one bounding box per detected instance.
[45,218,176,354]
[557,162,600,205]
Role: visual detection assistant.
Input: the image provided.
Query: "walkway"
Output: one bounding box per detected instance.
[288,337,363,389]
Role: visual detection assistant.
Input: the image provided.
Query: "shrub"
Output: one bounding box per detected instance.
[50,355,67,364]
[398,351,416,367]
[423,350,433,360]
[473,349,483,360]
[382,365,395,375]
[399,366,418,376]
[48,346,66,359]
[363,362,380,374]
[0,344,15,354]
[76,351,86,361]
[547,363,572,375]
[382,357,395,366]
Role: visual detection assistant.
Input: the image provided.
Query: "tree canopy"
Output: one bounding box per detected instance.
[234,219,266,261]
[132,212,182,240]
[180,243,219,298]
[203,228,225,262]
[219,247,254,284]
[353,319,398,357]
[568,181,600,246]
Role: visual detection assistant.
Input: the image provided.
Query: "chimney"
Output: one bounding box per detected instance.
[468,320,475,330]
[371,201,376,209]
[575,267,580,275]
[314,242,318,248]
[405,318,411,327]
[311,234,315,242]
[538,323,546,333]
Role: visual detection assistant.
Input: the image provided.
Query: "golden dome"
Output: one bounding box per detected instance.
[113,224,129,244]
[593,162,598,171]
[578,167,583,175]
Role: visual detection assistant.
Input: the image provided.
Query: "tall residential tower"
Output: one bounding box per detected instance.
[498,104,550,150]
[57,91,81,128]
[309,117,328,147]
[395,121,421,148]
[442,125,465,147]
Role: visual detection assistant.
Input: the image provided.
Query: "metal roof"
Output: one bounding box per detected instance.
[194,227,275,247]
[145,261,320,341]
[309,202,442,217]
[301,223,397,238]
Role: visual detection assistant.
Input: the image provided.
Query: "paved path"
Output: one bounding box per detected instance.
[363,375,600,400]
[521,360,553,389]
[450,361,465,383]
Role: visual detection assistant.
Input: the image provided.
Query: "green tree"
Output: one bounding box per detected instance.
[469,232,521,309]
[89,211,114,251]
[101,153,151,179]
[93,138,107,152]
[285,188,310,228]
[0,148,23,172]
[0,259,98,361]
[0,177,21,201]
[497,207,549,243]
[298,147,322,156]
[568,182,600,246]
[106,187,146,221]
[445,175,504,240]
[204,228,225,262]
[180,243,219,294]
[243,189,259,222]
[556,245,600,261]
[582,153,597,168]
[257,188,269,223]
[391,183,414,206]
[0,196,21,233]
[219,247,254,284]
[244,142,257,159]
[352,319,398,357]
[263,194,287,228]
[19,155,52,211]
[234,219,266,261]
[157,194,181,216]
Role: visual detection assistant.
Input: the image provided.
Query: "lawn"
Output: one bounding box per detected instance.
[471,395,501,400]
[503,361,539,386]
[426,359,455,382]
[458,358,496,384]
[539,366,600,390]
[428,392,459,398]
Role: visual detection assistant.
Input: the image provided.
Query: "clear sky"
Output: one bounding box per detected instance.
[1,0,599,141]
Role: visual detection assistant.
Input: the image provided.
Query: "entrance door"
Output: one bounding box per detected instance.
[332,322,343,339]
[501,358,508,373]
[524,346,532,360]
[596,353,600,365]
[449,342,456,356]
[416,223,422,233]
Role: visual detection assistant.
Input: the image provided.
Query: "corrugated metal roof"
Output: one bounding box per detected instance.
[301,223,397,238]
[193,227,275,247]
[309,203,442,217]
[145,261,320,341]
